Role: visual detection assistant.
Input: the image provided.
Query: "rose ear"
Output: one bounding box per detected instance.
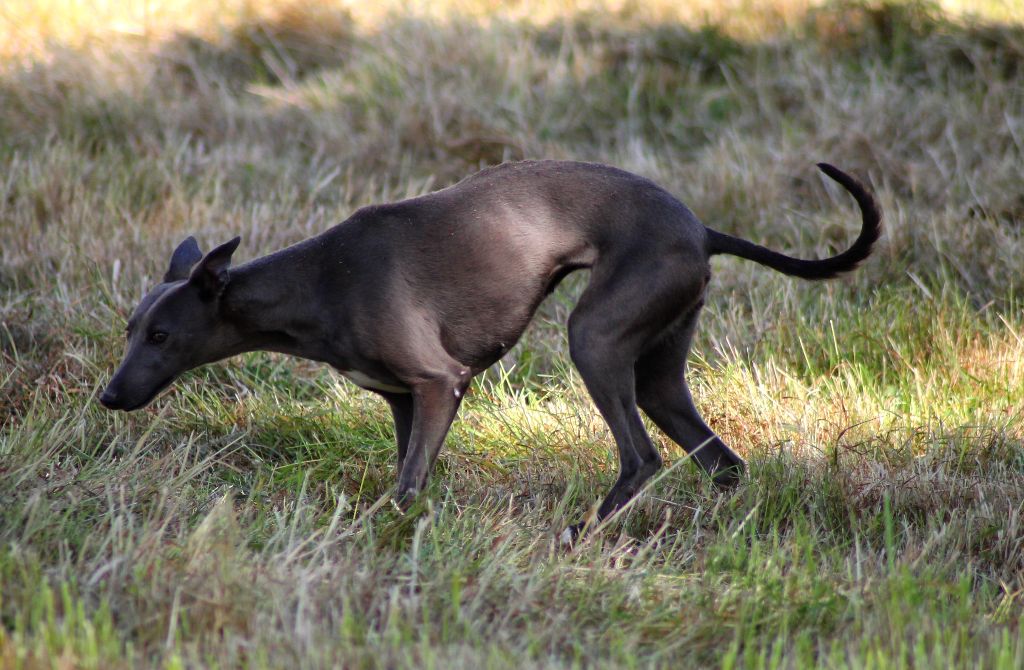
[189,236,241,300]
[164,236,203,282]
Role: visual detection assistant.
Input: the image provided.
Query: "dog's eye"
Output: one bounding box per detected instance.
[148,331,168,344]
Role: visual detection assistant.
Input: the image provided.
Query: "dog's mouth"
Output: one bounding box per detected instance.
[134,375,179,409]
[102,375,177,411]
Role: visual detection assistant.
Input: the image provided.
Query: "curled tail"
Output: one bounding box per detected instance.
[706,163,882,280]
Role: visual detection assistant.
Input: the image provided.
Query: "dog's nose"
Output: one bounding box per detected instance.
[98,388,119,409]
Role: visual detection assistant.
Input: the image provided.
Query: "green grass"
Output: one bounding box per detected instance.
[2,0,1024,667]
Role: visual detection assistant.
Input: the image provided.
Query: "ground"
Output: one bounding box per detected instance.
[1,1,1023,667]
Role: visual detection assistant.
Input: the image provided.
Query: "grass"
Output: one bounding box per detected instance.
[2,0,1024,667]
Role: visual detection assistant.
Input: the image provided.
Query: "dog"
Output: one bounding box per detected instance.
[100,160,881,538]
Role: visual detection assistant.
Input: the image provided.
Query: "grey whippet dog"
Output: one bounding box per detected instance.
[100,160,881,538]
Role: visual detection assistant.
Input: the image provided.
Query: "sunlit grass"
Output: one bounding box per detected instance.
[3,0,1023,60]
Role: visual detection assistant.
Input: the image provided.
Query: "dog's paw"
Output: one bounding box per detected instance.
[393,487,420,512]
[558,522,587,547]
[710,466,744,489]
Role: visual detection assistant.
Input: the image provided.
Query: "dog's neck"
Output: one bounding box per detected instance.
[218,244,344,362]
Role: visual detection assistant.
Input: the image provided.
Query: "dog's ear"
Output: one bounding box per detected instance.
[189,236,241,300]
[164,236,203,282]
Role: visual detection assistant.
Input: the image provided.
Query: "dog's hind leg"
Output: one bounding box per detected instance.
[565,263,698,533]
[568,338,663,523]
[635,308,745,486]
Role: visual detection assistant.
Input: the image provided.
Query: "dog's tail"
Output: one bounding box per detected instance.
[705,163,881,280]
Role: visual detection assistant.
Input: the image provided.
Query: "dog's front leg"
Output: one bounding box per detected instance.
[394,376,466,507]
[380,391,414,477]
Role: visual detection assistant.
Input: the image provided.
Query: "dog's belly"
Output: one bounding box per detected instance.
[339,369,411,393]
[438,259,589,370]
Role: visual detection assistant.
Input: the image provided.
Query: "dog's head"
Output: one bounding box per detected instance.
[99,236,241,411]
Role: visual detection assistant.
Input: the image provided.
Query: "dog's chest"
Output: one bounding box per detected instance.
[340,369,411,394]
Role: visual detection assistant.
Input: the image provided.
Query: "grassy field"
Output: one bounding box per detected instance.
[2,0,1024,667]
